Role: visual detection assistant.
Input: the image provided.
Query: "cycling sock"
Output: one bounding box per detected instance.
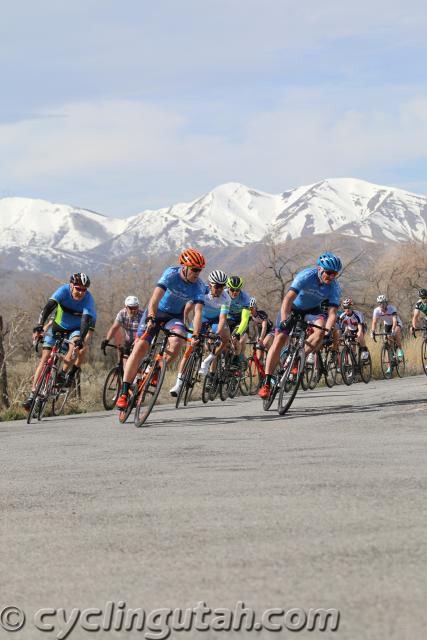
[121,382,130,395]
[69,364,80,376]
[264,374,274,385]
[203,354,215,366]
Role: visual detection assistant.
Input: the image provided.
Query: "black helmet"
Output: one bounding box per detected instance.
[70,273,91,288]
[418,288,427,298]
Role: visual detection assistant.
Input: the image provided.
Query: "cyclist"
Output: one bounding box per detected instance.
[101,296,143,358]
[171,270,231,393]
[371,295,404,368]
[226,275,251,365]
[340,297,370,359]
[116,249,206,408]
[411,288,427,336]
[249,297,274,362]
[22,273,96,410]
[259,252,342,399]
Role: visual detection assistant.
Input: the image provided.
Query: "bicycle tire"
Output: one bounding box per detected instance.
[102,365,122,410]
[277,348,303,415]
[219,354,230,401]
[134,358,167,427]
[396,351,406,378]
[27,365,50,424]
[38,369,57,420]
[380,344,393,379]
[201,372,211,403]
[184,353,202,406]
[247,357,260,395]
[340,346,355,385]
[239,360,253,396]
[308,353,320,390]
[359,351,372,383]
[325,350,338,387]
[422,339,427,376]
[176,353,196,409]
[52,371,81,416]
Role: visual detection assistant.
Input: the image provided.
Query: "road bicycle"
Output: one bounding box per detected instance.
[413,323,427,376]
[101,343,125,410]
[246,341,267,395]
[373,331,405,379]
[340,332,372,385]
[133,326,188,427]
[27,333,81,423]
[176,331,221,408]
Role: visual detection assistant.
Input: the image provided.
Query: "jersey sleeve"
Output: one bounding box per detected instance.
[289,270,310,293]
[115,309,125,325]
[83,294,97,323]
[192,280,206,305]
[328,282,341,307]
[156,266,174,291]
[51,284,68,304]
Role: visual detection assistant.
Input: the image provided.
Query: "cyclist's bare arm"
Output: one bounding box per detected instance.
[105,320,123,344]
[192,303,204,335]
[412,308,421,330]
[147,287,165,319]
[325,307,337,333]
[281,290,297,321]
[259,319,268,341]
[184,301,194,327]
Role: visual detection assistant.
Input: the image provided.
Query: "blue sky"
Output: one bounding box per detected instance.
[1,0,426,217]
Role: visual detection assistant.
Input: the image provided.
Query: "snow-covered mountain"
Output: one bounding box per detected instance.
[1,179,426,274]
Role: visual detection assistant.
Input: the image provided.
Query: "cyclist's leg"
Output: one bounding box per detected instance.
[304,313,326,354]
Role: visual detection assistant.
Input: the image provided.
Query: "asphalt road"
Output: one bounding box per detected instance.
[1,375,427,640]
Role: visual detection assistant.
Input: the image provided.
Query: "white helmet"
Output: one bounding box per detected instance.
[125,295,140,308]
[376,294,388,304]
[249,297,257,308]
[208,270,227,285]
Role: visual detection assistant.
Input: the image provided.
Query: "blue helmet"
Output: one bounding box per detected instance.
[317,252,342,272]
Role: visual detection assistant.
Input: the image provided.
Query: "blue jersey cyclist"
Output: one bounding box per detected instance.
[226,275,251,364]
[171,270,231,395]
[259,253,343,399]
[116,248,206,409]
[23,272,96,410]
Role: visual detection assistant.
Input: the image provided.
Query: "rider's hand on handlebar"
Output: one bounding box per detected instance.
[411,326,417,338]
[74,338,84,350]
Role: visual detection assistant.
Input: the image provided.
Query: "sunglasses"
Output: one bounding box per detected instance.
[229,288,240,292]
[211,283,225,288]
[189,267,202,273]
[73,286,87,293]
[323,270,338,277]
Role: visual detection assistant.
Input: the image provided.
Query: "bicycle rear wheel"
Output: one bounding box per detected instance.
[308,353,320,390]
[27,366,51,424]
[359,351,372,383]
[422,339,427,375]
[102,365,122,410]
[247,357,261,395]
[176,353,196,409]
[341,346,354,385]
[396,351,406,378]
[277,348,303,415]
[184,353,202,406]
[325,350,338,387]
[380,344,393,379]
[239,359,253,396]
[134,358,167,427]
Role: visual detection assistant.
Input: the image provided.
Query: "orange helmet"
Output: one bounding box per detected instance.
[178,248,206,269]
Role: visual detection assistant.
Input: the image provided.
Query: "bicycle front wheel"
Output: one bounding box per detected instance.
[134,358,167,427]
[380,344,393,379]
[27,365,51,424]
[359,351,372,383]
[277,348,303,416]
[102,365,122,410]
[396,350,406,378]
[422,339,427,376]
[340,346,354,386]
[184,353,202,406]
[325,350,338,387]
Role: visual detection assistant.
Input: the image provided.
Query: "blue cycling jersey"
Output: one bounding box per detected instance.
[289,267,341,310]
[50,284,97,331]
[227,289,251,320]
[157,267,205,315]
